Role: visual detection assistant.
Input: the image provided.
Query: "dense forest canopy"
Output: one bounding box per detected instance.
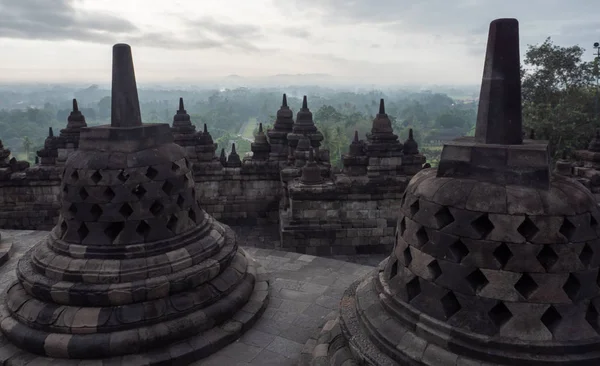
[0,37,595,167]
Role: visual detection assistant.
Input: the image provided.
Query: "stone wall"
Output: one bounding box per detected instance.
[280,175,409,255]
[193,161,282,225]
[0,166,62,230]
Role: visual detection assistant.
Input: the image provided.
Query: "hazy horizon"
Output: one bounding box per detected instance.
[0,0,598,85]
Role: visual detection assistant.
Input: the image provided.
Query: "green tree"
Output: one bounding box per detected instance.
[522,38,597,157]
[22,136,32,161]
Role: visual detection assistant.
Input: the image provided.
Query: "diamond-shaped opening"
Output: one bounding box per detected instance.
[448,239,469,263]
[399,217,406,236]
[104,222,124,243]
[410,199,420,216]
[77,222,89,241]
[146,166,158,180]
[78,187,89,201]
[563,274,581,302]
[171,162,180,172]
[150,201,164,216]
[389,259,398,279]
[580,243,593,267]
[90,204,103,221]
[103,187,115,201]
[471,213,494,239]
[70,170,79,182]
[434,206,454,229]
[559,217,576,242]
[117,169,129,183]
[537,245,559,272]
[415,227,429,246]
[119,203,134,219]
[162,180,175,195]
[541,305,562,334]
[427,260,442,280]
[406,277,421,302]
[60,221,68,237]
[188,208,197,223]
[514,273,538,299]
[517,216,539,242]
[167,214,178,233]
[489,301,512,330]
[591,215,599,229]
[177,194,185,209]
[132,184,147,199]
[493,243,513,269]
[403,247,412,266]
[585,303,600,333]
[136,220,151,239]
[440,291,461,319]
[68,203,78,215]
[91,170,102,184]
[466,269,489,294]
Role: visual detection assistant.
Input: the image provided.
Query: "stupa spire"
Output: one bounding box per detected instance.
[110,43,142,128]
[178,97,185,112]
[474,18,522,145]
[378,98,385,114]
[282,93,288,107]
[302,95,308,110]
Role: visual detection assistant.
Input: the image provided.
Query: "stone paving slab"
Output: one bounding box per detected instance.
[0,229,378,365]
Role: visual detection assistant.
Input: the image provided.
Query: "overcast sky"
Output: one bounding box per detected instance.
[0,0,598,85]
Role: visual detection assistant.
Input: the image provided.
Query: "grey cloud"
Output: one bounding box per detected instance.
[283,27,312,39]
[0,0,137,43]
[276,0,600,51]
[0,0,265,51]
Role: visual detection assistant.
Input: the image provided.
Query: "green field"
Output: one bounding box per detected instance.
[242,118,258,140]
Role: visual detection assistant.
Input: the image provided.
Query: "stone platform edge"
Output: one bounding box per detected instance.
[0,248,270,366]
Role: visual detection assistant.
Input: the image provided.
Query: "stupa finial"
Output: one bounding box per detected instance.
[379,99,385,114]
[474,18,522,145]
[110,43,142,128]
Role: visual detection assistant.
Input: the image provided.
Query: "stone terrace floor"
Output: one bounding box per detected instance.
[0,226,387,365]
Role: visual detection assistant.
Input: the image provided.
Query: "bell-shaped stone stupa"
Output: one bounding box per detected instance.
[310,18,600,366]
[0,44,268,365]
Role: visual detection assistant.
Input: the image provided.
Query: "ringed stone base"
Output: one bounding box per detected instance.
[0,237,12,267]
[0,249,269,366]
[311,256,600,366]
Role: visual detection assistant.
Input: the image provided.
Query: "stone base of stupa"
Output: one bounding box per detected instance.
[307,257,600,366]
[0,245,269,366]
[0,236,12,268]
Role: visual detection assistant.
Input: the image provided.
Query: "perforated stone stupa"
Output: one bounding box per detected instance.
[309,18,600,366]
[0,44,268,365]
